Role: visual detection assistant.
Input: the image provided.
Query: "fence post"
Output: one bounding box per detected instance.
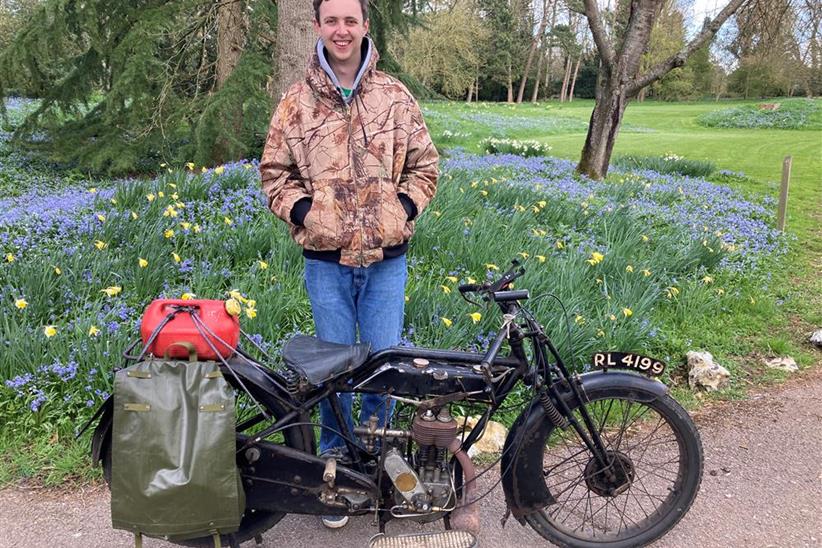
[777,156,792,232]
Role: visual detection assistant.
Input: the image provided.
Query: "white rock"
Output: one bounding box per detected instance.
[460,415,508,457]
[687,350,731,392]
[810,330,822,348]
[763,356,798,372]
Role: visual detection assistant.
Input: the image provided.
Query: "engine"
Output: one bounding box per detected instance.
[357,405,460,520]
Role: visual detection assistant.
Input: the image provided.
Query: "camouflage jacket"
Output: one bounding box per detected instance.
[260,39,439,267]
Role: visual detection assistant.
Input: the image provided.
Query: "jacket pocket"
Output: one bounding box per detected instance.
[378,179,409,248]
[300,178,354,251]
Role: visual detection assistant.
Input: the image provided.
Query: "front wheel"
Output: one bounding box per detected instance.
[524,384,703,548]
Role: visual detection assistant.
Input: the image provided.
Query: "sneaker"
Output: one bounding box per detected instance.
[321,515,349,529]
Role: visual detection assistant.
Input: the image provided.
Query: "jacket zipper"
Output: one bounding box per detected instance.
[344,101,366,267]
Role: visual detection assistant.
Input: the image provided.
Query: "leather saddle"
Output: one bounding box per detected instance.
[282,335,371,386]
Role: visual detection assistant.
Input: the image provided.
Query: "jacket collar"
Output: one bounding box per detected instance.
[307,36,379,105]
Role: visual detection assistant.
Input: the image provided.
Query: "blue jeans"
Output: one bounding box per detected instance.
[304,255,407,455]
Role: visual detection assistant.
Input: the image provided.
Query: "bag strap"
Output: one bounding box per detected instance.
[163,341,198,362]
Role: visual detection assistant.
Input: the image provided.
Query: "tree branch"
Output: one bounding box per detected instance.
[583,0,615,69]
[629,0,749,93]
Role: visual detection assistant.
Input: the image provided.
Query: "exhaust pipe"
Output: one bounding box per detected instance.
[448,438,480,535]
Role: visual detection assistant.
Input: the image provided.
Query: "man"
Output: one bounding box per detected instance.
[259,0,439,529]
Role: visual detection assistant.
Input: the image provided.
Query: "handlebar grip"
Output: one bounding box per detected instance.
[458,284,483,294]
[492,290,529,302]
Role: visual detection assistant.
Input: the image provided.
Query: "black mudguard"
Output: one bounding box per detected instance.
[501,370,669,522]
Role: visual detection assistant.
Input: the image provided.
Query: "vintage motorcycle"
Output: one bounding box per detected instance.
[86,259,703,548]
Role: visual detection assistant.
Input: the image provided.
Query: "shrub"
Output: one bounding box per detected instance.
[613,154,715,178]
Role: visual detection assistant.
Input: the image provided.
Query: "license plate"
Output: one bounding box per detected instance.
[592,352,666,377]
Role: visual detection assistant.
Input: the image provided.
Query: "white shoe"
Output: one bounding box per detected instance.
[321,515,349,529]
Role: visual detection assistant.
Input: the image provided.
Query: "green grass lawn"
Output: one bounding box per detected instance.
[424,98,822,372]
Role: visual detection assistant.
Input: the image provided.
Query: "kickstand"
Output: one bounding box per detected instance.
[443,514,452,530]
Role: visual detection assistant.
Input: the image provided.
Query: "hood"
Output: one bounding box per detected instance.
[307,36,379,105]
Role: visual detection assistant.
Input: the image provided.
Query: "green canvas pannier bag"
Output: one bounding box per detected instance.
[110,349,244,542]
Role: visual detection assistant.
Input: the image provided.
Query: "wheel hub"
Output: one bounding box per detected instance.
[584,450,635,497]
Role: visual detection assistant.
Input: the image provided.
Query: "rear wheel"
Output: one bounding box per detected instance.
[524,385,703,547]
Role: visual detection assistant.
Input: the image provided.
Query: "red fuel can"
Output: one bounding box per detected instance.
[140,299,240,360]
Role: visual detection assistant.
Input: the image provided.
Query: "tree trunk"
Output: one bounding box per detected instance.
[517,0,551,103]
[467,79,473,102]
[532,47,545,102]
[638,87,646,101]
[507,60,514,102]
[214,0,247,163]
[560,57,571,102]
[568,55,581,101]
[544,0,558,94]
[577,79,628,179]
[273,0,314,101]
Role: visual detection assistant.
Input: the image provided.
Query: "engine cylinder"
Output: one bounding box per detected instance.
[412,409,458,448]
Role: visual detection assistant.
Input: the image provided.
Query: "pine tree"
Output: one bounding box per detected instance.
[0,0,282,173]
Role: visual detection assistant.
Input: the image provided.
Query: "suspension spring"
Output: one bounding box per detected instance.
[281,368,301,394]
[539,389,569,428]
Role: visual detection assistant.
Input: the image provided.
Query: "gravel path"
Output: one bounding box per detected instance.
[1,369,820,548]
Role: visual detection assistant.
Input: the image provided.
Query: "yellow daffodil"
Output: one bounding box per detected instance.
[6,252,15,262]
[531,205,540,213]
[609,314,617,321]
[201,166,208,173]
[181,292,196,300]
[404,295,410,302]
[622,307,633,318]
[225,298,242,316]
[44,325,57,338]
[485,263,499,271]
[470,181,478,188]
[224,216,233,226]
[110,198,117,205]
[53,266,62,275]
[479,190,488,196]
[641,235,649,242]
[88,325,100,337]
[97,214,106,223]
[164,229,175,239]
[666,286,680,299]
[467,276,477,284]
[445,276,458,283]
[245,307,257,319]
[440,285,451,294]
[94,240,108,250]
[138,258,148,268]
[186,162,195,170]
[160,162,167,168]
[131,211,139,220]
[716,288,725,296]
[596,329,605,338]
[172,252,181,263]
[181,222,191,230]
[441,317,453,328]
[469,312,482,323]
[88,187,97,194]
[244,164,252,170]
[229,289,247,303]
[245,299,256,309]
[537,200,546,208]
[536,255,546,263]
[168,183,177,189]
[518,251,529,259]
[514,204,526,212]
[555,240,564,250]
[158,191,165,198]
[433,210,442,217]
[586,251,604,266]
[596,278,603,285]
[193,224,202,233]
[702,275,714,284]
[749,296,756,305]
[101,286,122,297]
[147,193,156,202]
[626,265,634,273]
[574,314,585,325]
[163,205,177,217]
[214,166,225,175]
[641,269,651,277]
[15,298,28,310]
[258,260,269,270]
[171,193,179,200]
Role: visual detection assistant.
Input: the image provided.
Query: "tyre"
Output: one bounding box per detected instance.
[101,391,314,547]
[523,384,703,548]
